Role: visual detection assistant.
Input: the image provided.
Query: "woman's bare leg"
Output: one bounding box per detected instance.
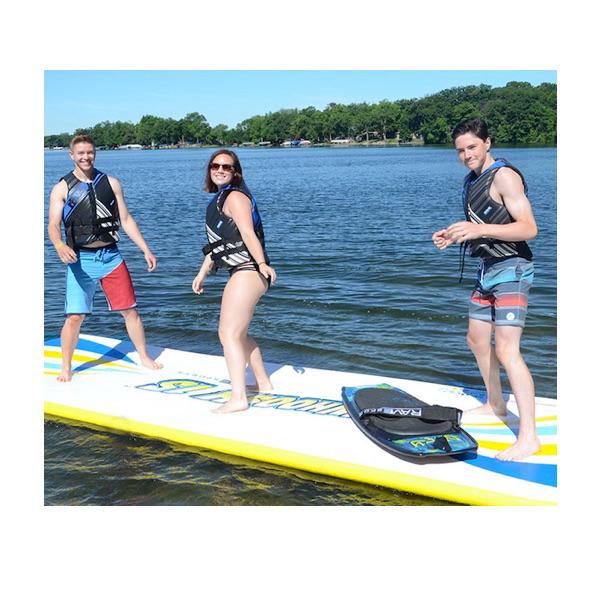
[214,271,268,413]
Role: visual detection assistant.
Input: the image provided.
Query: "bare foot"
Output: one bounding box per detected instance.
[496,436,541,461]
[212,398,249,414]
[256,379,273,393]
[140,356,163,370]
[57,369,72,382]
[465,402,508,418]
[247,380,274,393]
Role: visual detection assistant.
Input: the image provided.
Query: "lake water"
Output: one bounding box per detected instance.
[44,146,556,505]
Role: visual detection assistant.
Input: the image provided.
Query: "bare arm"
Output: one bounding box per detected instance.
[192,253,214,294]
[224,191,277,283]
[109,176,157,271]
[47,180,78,263]
[485,167,538,240]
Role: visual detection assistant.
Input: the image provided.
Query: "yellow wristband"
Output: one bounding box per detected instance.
[55,241,65,251]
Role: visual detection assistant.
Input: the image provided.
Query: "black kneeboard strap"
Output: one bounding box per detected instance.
[342,384,478,459]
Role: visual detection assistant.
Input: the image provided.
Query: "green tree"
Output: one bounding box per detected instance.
[451,101,480,125]
[44,133,71,147]
[421,116,450,144]
[394,100,413,141]
[136,115,162,146]
[290,106,320,140]
[372,100,399,141]
[44,81,557,148]
[323,103,352,140]
[181,112,210,143]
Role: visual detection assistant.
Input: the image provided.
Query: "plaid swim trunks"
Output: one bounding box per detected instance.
[469,256,534,327]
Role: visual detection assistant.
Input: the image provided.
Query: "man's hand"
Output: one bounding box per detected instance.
[432,228,453,250]
[56,242,78,264]
[445,221,483,243]
[144,250,157,272]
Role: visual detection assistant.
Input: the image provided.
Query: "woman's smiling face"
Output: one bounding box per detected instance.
[209,153,237,187]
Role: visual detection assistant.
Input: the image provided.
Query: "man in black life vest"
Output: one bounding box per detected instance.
[432,118,540,461]
[47,134,162,381]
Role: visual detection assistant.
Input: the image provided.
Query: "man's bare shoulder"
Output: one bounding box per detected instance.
[494,166,525,195]
[107,175,124,195]
[495,166,524,185]
[50,178,68,199]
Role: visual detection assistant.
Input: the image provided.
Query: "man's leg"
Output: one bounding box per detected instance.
[493,325,540,461]
[120,308,163,370]
[97,253,162,370]
[61,253,93,382]
[59,314,85,382]
[465,318,506,416]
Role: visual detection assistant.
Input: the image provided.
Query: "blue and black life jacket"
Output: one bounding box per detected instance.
[202,184,268,270]
[462,158,533,261]
[61,170,120,249]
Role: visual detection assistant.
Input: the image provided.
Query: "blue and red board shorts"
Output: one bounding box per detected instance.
[469,257,534,328]
[65,244,137,315]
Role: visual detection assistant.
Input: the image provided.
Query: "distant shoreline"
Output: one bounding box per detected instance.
[44,139,421,151]
[45,140,557,151]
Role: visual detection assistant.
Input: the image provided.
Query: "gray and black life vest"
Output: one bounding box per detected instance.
[203,184,268,270]
[462,158,533,261]
[61,170,120,249]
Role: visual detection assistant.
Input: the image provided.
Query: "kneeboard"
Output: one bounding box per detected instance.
[342,384,478,459]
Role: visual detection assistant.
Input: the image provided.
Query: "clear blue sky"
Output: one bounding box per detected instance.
[44,70,556,135]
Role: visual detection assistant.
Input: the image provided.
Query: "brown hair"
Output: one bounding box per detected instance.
[451,118,490,143]
[69,134,96,150]
[203,149,243,193]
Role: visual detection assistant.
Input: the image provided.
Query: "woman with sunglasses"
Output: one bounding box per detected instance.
[192,150,277,413]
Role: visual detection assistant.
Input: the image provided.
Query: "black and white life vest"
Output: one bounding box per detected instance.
[462,158,533,261]
[61,170,121,249]
[203,184,268,270]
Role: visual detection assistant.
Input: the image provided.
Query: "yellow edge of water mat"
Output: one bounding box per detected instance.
[44,401,555,507]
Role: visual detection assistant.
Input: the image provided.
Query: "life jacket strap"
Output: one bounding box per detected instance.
[202,240,248,261]
[72,223,119,235]
[359,405,462,425]
[458,241,468,283]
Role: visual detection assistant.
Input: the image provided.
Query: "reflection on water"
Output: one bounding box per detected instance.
[44,419,454,506]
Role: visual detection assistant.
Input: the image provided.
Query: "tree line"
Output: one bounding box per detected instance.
[44,81,556,149]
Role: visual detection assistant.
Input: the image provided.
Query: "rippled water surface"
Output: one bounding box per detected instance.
[44,146,556,505]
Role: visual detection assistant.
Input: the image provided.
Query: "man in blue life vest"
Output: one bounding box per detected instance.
[432,118,540,461]
[47,134,163,381]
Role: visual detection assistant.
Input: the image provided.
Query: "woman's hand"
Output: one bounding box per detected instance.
[258,263,277,285]
[192,272,206,294]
